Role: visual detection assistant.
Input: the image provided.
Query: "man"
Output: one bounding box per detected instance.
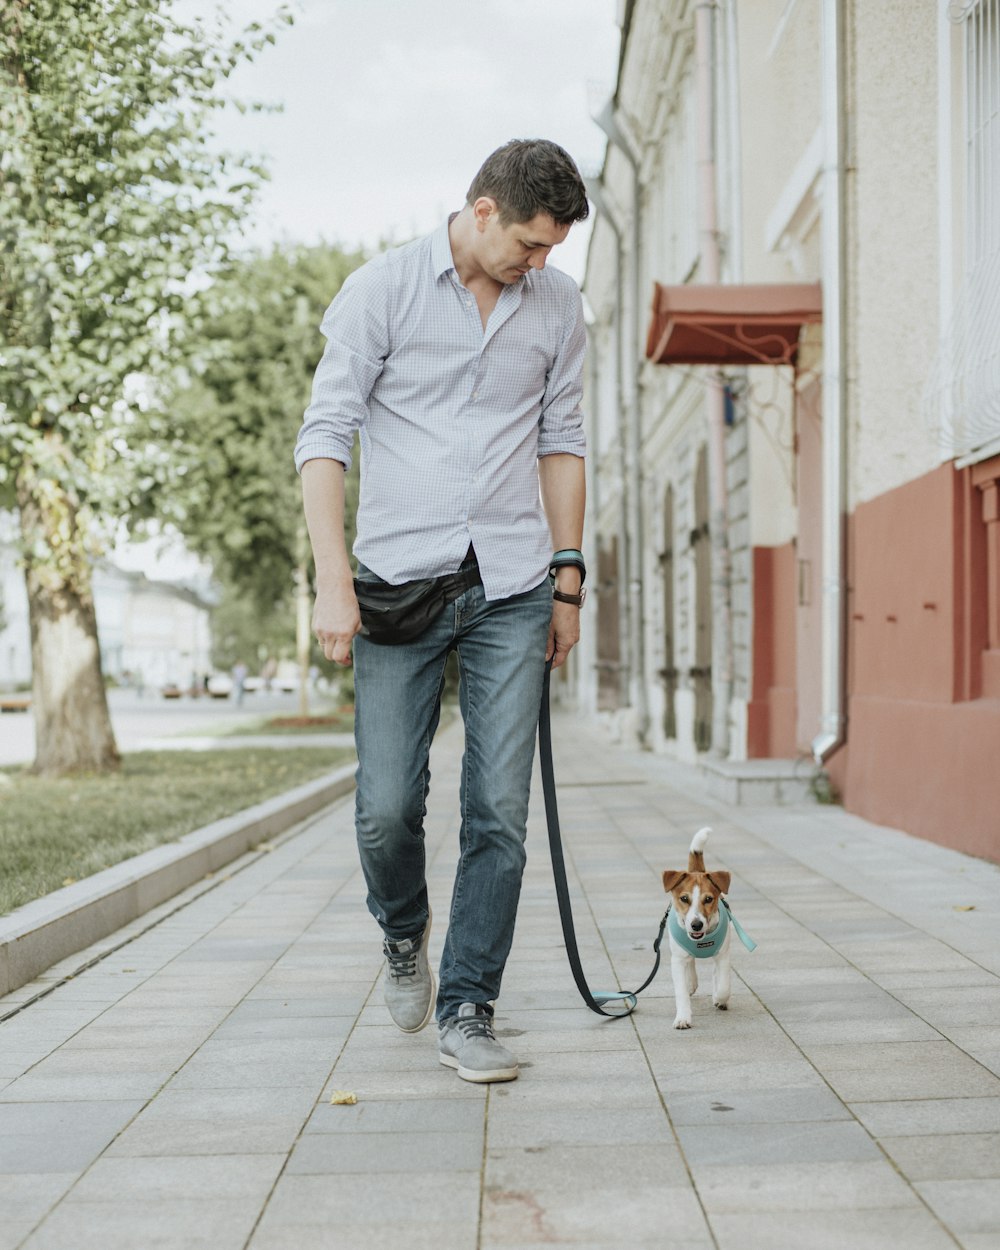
[296,139,588,1083]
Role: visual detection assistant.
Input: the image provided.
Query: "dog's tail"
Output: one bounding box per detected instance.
[688,827,712,873]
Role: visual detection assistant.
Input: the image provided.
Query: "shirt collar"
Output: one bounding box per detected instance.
[432,217,458,279]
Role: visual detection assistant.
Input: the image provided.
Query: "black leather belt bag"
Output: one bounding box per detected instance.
[354,562,482,646]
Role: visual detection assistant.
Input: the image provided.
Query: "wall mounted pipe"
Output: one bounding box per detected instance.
[694,0,734,758]
[812,0,848,764]
[593,100,650,743]
[584,177,631,709]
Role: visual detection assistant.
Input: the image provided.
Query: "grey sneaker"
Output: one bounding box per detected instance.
[382,912,434,1033]
[439,1003,518,1083]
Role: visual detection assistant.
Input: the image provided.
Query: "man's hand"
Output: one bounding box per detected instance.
[313,579,362,666]
[546,599,581,670]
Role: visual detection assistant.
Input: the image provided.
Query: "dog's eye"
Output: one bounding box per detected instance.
[704,895,714,905]
[679,894,690,904]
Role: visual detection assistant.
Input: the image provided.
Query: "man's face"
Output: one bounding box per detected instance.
[474,202,571,284]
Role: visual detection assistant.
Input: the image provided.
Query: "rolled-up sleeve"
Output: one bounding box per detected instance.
[537,285,587,459]
[294,261,389,474]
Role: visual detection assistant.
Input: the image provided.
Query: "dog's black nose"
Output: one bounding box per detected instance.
[690,920,704,933]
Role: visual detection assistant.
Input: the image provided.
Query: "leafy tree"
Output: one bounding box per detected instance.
[0,0,289,774]
[164,243,365,714]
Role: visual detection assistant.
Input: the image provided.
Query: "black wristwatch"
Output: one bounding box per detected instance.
[552,587,586,607]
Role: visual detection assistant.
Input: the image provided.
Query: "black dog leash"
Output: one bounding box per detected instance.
[538,661,669,1018]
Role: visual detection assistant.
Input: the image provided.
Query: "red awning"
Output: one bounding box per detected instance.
[646,283,823,366]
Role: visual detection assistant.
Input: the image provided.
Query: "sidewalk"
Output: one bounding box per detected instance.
[1,712,998,1250]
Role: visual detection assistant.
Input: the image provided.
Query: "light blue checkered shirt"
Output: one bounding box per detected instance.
[295,218,586,601]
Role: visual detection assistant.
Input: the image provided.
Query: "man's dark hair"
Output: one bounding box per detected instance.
[466,139,589,226]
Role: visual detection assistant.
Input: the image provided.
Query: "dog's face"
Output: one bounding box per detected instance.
[662,870,731,940]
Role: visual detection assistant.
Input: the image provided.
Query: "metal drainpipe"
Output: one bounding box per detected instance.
[812,0,848,763]
[593,100,649,743]
[584,178,631,709]
[695,0,734,758]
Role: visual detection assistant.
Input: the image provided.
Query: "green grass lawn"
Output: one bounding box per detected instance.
[0,746,354,917]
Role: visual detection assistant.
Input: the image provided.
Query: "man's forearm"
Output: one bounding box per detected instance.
[301,458,360,665]
[539,452,586,592]
[301,458,353,587]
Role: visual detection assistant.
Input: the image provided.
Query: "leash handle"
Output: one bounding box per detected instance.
[538,662,665,1018]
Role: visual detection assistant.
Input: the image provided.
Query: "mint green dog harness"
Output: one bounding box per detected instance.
[668,899,757,959]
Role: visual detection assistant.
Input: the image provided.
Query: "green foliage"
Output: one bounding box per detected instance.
[164,244,365,611]
[209,575,296,673]
[0,0,292,546]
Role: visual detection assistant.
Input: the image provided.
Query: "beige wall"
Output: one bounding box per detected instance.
[848,0,945,508]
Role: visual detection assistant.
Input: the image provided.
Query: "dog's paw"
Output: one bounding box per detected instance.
[714,1001,729,1011]
[673,1017,692,1030]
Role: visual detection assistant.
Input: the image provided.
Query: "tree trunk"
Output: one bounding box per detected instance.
[295,546,311,720]
[16,465,120,776]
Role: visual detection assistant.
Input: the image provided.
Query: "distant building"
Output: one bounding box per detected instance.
[578,0,1000,860]
[0,521,214,692]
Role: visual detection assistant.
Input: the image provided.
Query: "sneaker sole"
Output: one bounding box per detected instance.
[389,909,435,1034]
[438,1053,519,1083]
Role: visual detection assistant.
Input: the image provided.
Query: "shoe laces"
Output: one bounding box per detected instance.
[384,938,420,984]
[454,1010,495,1042]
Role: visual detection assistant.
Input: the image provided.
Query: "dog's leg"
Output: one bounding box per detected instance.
[671,953,694,1029]
[712,950,731,1012]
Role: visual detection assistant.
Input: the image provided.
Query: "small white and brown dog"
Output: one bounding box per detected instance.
[663,827,752,1030]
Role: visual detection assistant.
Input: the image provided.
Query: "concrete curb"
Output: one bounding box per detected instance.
[0,763,356,999]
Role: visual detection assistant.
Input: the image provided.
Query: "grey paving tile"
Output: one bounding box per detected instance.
[708,1205,962,1249]
[250,1223,477,1250]
[880,1132,1000,1180]
[304,1096,482,1135]
[321,1066,486,1100]
[486,1106,673,1149]
[676,1120,882,1167]
[22,1198,260,1250]
[0,1222,38,1250]
[824,1055,1000,1102]
[666,1085,850,1126]
[59,1025,213,1052]
[691,1160,919,1213]
[779,1016,941,1045]
[69,1153,285,1202]
[287,1128,482,1174]
[482,1159,705,1246]
[0,1100,145,1173]
[487,1072,657,1109]
[0,1071,169,1101]
[251,1171,480,1235]
[850,1096,1000,1137]
[915,1179,1000,1236]
[208,1015,345,1041]
[222,996,370,1020]
[105,1085,318,1157]
[0,1050,49,1078]
[894,987,1000,1027]
[0,1172,79,1224]
[167,1058,331,1090]
[652,1058,827,1096]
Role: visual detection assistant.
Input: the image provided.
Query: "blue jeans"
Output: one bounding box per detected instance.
[353,556,552,1020]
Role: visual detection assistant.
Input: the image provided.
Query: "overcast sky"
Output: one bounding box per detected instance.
[203,0,622,283]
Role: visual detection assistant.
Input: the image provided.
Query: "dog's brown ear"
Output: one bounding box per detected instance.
[708,871,731,896]
[662,870,685,893]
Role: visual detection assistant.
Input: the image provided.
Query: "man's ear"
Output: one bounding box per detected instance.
[472,196,498,231]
